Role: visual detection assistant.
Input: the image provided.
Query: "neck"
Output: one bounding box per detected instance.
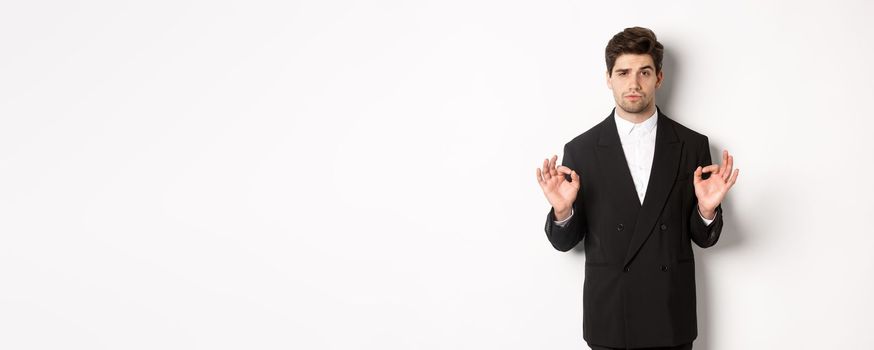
[615,105,656,124]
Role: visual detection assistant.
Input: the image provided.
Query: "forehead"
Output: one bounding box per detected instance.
[612,54,655,71]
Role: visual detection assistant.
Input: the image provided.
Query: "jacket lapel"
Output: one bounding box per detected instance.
[594,111,643,214]
[622,111,682,266]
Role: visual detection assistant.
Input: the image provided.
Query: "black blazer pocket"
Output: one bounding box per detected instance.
[584,261,613,268]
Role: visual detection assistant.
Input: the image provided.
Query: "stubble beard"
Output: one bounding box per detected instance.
[617,96,652,115]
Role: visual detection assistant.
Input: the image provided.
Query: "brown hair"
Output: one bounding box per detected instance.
[605,27,664,76]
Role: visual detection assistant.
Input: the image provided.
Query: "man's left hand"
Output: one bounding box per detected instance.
[694,150,739,220]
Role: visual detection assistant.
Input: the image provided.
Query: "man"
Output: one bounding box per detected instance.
[535,27,738,350]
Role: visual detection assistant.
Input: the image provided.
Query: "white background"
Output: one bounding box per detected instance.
[1,1,872,349]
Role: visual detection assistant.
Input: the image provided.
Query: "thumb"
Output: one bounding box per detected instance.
[571,170,580,183]
[556,166,573,181]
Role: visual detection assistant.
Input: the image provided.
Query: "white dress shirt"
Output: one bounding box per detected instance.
[555,109,714,227]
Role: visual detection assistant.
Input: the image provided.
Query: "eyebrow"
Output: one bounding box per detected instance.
[614,65,655,74]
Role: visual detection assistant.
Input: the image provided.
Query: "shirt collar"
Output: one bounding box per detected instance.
[614,108,658,136]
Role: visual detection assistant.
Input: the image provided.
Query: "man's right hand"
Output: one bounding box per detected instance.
[536,154,580,221]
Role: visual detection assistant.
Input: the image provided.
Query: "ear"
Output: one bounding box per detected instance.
[656,70,664,88]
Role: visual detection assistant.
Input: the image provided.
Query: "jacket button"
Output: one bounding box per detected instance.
[661,265,668,271]
[617,224,624,231]
[660,224,668,231]
[623,267,630,273]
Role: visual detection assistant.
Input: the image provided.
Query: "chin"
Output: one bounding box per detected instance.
[619,102,649,114]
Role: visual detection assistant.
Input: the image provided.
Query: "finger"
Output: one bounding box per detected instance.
[719,150,728,177]
[548,155,558,177]
[536,168,544,185]
[727,168,739,189]
[542,158,551,181]
[722,154,733,182]
[556,166,573,184]
[693,166,703,184]
[571,170,580,186]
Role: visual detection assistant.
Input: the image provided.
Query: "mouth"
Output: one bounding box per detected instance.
[625,95,642,101]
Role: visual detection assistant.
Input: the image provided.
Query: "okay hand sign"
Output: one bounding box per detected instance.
[536,155,579,220]
[694,150,739,219]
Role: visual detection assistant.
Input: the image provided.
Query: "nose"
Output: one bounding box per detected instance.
[630,75,642,90]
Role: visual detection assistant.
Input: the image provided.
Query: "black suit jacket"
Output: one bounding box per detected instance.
[544,108,723,348]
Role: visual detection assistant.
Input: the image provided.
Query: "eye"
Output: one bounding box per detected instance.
[642,71,650,76]
[618,72,627,76]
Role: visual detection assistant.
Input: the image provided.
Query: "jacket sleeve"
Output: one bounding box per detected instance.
[689,136,724,248]
[543,144,587,252]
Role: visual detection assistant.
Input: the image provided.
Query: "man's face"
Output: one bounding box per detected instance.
[607,53,663,115]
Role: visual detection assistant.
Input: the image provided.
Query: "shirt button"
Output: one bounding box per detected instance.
[616,224,624,231]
